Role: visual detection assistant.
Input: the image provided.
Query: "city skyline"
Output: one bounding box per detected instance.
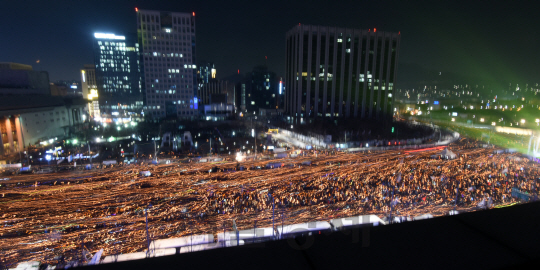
[1,0,539,86]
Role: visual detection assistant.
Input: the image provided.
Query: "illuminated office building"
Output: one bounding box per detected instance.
[80,64,100,118]
[198,62,216,85]
[93,33,143,118]
[286,25,400,121]
[136,9,198,119]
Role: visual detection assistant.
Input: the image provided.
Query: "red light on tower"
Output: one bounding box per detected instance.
[192,12,195,16]
[374,28,376,32]
[238,69,240,74]
[135,7,138,12]
[398,31,401,35]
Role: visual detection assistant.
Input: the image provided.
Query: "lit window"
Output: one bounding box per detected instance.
[337,38,343,43]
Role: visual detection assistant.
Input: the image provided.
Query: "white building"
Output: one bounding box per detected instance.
[0,96,87,155]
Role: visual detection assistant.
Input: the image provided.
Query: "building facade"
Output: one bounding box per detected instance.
[0,62,51,96]
[93,33,143,119]
[234,66,280,114]
[136,9,198,119]
[81,64,100,118]
[246,66,279,113]
[197,61,216,86]
[285,25,400,121]
[0,96,87,155]
[198,79,230,105]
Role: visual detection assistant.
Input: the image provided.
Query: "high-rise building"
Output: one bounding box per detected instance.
[285,25,400,121]
[93,32,143,118]
[136,9,198,119]
[235,66,279,114]
[81,64,100,118]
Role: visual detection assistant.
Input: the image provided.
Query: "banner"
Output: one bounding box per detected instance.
[0,163,22,168]
[511,188,531,201]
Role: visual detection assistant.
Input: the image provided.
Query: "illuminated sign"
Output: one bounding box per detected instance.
[452,112,458,117]
[433,101,439,105]
[94,33,125,40]
[70,85,77,89]
[81,70,86,82]
[279,81,283,94]
[194,97,198,110]
[88,89,98,100]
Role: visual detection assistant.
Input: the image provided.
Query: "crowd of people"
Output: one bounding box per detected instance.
[4,137,540,267]
[202,141,540,218]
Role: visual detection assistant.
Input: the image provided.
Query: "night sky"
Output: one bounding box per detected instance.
[1,0,538,87]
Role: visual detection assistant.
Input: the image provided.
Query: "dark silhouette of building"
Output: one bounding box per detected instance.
[234,66,279,114]
[0,62,51,96]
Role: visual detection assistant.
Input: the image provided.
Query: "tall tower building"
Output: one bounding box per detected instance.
[93,33,143,118]
[285,25,400,122]
[136,9,198,119]
[80,64,100,118]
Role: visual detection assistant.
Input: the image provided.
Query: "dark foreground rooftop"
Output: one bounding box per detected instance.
[83,201,540,270]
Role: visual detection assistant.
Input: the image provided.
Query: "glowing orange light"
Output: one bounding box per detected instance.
[192,12,195,16]
[238,69,240,74]
[405,146,445,153]
[374,28,377,32]
[135,7,138,12]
